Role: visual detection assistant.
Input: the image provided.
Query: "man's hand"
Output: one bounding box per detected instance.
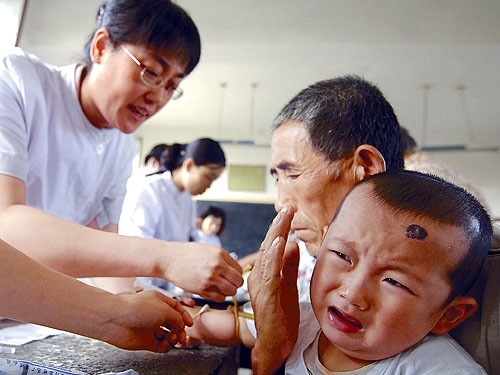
[249,207,300,374]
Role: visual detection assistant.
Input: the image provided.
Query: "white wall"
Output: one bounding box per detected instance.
[430,151,500,218]
[145,42,500,151]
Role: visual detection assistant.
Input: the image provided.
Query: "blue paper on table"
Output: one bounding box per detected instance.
[0,358,138,375]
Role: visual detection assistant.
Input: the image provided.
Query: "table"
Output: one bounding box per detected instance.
[1,322,239,375]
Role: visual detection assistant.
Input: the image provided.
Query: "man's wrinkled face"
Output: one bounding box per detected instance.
[270,120,353,256]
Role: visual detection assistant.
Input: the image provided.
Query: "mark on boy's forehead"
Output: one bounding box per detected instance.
[406,224,428,240]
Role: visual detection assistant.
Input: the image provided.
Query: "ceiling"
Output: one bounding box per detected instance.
[14,0,500,147]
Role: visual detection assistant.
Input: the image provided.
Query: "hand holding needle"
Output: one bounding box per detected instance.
[160,303,210,333]
[192,304,210,319]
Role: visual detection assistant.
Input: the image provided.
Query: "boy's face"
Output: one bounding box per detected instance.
[310,185,468,362]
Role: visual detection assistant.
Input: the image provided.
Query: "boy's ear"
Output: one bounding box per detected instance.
[351,145,387,182]
[431,296,478,335]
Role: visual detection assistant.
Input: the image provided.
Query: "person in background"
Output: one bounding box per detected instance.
[0,0,241,349]
[400,126,491,212]
[144,143,168,176]
[194,205,227,247]
[99,138,227,294]
[120,143,168,233]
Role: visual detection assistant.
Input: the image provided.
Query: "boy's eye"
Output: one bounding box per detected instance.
[332,250,351,263]
[384,278,415,295]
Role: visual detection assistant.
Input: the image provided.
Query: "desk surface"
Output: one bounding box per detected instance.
[2,324,239,375]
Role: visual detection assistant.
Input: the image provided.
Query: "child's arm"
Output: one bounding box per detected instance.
[185,302,256,347]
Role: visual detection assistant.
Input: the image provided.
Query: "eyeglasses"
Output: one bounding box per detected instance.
[120,45,183,100]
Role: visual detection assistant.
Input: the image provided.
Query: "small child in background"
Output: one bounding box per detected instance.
[194,205,227,247]
[185,170,491,374]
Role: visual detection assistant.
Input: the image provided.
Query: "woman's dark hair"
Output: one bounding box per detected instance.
[198,206,227,235]
[83,0,201,74]
[144,143,167,165]
[161,138,226,172]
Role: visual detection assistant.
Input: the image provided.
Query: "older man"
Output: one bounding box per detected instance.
[249,75,404,374]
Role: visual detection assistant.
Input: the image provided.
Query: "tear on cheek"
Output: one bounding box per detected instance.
[406,224,428,240]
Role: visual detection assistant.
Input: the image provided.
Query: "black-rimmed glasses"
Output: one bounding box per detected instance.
[120,45,183,100]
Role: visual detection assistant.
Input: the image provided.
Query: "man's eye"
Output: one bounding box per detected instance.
[284,172,300,179]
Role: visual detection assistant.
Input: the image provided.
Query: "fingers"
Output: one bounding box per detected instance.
[154,326,181,352]
[260,206,294,251]
[250,207,295,290]
[221,249,244,285]
[281,241,300,340]
[179,293,196,308]
[216,251,245,296]
[282,241,300,290]
[186,335,202,348]
[154,292,193,328]
[196,283,233,303]
[195,249,244,302]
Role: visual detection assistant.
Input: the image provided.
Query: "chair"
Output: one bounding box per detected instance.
[450,221,500,374]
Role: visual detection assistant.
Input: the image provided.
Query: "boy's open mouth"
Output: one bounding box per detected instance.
[328,307,364,333]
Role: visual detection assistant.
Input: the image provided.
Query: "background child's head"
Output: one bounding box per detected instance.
[198,206,226,236]
[311,170,491,363]
[162,138,226,196]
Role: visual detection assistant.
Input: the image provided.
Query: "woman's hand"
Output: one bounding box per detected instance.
[104,290,193,352]
[161,242,243,302]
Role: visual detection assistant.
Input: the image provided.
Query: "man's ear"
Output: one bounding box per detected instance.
[351,145,386,182]
[431,296,478,335]
[90,28,111,64]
